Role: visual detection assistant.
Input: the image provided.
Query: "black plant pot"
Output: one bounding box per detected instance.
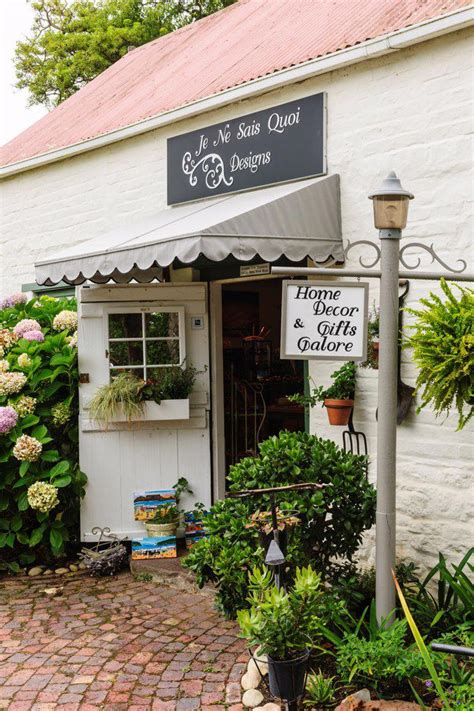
[267,649,310,702]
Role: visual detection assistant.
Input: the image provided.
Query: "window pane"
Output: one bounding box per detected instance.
[109,341,143,366]
[111,367,144,380]
[109,313,142,339]
[146,340,180,365]
[145,312,179,338]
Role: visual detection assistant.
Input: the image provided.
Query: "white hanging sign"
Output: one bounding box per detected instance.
[280,280,369,361]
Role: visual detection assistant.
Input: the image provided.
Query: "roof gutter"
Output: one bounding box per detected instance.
[1,5,473,179]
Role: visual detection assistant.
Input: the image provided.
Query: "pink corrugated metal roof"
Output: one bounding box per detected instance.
[1,0,470,167]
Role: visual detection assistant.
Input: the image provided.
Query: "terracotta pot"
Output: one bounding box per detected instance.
[324,399,354,426]
[372,340,380,365]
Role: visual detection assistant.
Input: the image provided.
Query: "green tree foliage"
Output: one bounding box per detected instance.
[405,279,474,430]
[15,0,236,108]
[0,296,86,573]
[184,430,376,617]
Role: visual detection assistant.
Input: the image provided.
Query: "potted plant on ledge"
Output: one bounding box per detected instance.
[237,565,323,704]
[145,504,179,537]
[290,361,356,426]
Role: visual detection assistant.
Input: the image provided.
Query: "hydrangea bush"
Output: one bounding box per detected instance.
[0,295,86,573]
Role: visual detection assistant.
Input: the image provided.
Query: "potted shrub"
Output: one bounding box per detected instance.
[290,361,356,425]
[88,365,197,426]
[145,504,179,537]
[237,565,323,703]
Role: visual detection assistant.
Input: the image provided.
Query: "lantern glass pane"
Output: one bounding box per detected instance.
[372,196,409,229]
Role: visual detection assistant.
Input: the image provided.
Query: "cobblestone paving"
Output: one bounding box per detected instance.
[0,572,247,710]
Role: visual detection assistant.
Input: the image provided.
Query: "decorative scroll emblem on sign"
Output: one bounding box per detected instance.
[182,152,233,190]
[280,281,369,362]
[167,93,326,204]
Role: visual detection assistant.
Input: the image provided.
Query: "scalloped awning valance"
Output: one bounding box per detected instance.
[35,174,343,286]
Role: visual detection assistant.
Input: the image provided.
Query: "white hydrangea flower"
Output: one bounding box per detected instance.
[17,353,32,369]
[53,310,77,333]
[12,395,37,417]
[0,359,9,372]
[27,482,59,513]
[0,329,18,357]
[0,371,27,396]
[13,434,42,462]
[66,330,78,348]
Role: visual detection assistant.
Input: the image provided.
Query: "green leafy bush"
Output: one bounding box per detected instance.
[336,617,425,690]
[184,431,375,616]
[405,279,474,430]
[0,295,86,573]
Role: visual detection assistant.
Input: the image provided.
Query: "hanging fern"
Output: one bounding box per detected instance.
[405,279,474,430]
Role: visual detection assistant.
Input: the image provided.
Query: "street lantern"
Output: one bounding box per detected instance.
[369,171,414,230]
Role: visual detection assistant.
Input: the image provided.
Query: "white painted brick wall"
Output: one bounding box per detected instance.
[1,29,472,570]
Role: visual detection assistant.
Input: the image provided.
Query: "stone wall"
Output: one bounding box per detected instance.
[1,28,472,569]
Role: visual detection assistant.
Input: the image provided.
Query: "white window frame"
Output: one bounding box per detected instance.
[104,304,186,380]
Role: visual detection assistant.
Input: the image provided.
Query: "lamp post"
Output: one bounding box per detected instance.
[369,172,414,623]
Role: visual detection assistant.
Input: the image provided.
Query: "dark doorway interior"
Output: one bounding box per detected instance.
[222,278,305,470]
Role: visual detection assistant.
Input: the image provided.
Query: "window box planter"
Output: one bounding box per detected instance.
[107,399,190,423]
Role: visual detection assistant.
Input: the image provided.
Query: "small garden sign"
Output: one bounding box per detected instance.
[280,280,369,361]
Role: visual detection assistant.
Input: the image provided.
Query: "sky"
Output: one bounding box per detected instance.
[0,0,47,146]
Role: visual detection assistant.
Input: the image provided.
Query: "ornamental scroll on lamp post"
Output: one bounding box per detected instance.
[273,172,473,623]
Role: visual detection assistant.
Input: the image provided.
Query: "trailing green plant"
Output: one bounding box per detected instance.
[184,430,375,617]
[237,566,324,660]
[89,372,144,424]
[0,294,86,572]
[173,476,193,506]
[404,278,474,430]
[290,361,356,408]
[303,670,338,707]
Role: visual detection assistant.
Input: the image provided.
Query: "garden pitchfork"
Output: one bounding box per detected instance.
[342,407,368,463]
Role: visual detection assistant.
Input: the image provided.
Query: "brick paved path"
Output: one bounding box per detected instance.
[0,572,247,710]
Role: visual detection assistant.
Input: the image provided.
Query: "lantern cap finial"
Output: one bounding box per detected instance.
[368,172,414,200]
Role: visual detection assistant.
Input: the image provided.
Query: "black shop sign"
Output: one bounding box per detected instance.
[167,93,326,205]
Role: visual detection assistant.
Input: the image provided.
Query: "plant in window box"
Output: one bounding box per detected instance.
[88,365,198,425]
[89,372,145,425]
[145,504,179,537]
[289,361,356,426]
[142,364,198,403]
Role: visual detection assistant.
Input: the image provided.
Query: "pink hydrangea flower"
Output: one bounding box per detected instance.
[22,330,45,342]
[0,293,27,310]
[14,319,42,337]
[0,406,18,434]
